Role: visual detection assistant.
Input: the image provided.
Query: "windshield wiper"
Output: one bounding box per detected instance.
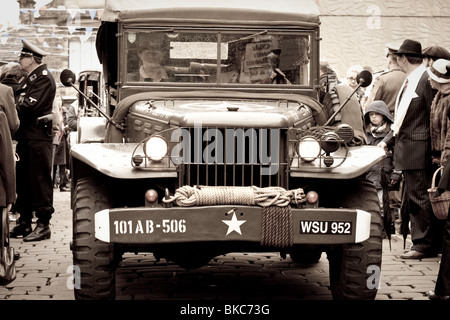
[227,30,268,44]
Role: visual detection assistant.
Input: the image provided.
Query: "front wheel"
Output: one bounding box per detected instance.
[327,178,382,300]
[72,177,116,300]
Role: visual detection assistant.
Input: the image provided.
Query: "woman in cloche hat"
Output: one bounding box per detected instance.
[427,58,450,300]
[429,59,450,167]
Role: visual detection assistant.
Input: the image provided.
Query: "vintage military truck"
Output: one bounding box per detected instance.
[63,0,385,300]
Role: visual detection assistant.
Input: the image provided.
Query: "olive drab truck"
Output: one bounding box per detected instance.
[62,0,385,300]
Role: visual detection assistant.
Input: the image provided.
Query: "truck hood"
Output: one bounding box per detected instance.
[129,99,314,128]
[105,90,327,143]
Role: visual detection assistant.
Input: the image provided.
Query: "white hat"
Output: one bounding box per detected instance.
[427,59,450,84]
[384,41,402,57]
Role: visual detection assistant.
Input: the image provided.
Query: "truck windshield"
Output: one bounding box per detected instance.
[125,30,311,85]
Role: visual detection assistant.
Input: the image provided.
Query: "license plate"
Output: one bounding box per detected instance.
[299,220,353,235]
[292,208,370,244]
[112,218,187,235]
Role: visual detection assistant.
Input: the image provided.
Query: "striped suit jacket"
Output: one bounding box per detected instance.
[394,70,434,171]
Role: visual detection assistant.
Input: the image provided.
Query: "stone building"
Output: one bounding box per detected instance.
[318,0,450,78]
[1,0,102,94]
[1,0,449,89]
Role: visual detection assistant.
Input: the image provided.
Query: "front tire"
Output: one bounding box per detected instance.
[72,177,116,300]
[327,178,382,300]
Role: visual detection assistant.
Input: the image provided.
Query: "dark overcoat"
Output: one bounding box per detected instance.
[0,111,15,208]
[14,64,56,219]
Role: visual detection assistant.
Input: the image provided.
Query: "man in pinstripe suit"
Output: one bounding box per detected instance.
[381,39,441,259]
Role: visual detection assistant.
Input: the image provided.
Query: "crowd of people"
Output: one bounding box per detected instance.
[322,40,450,300]
[1,37,449,300]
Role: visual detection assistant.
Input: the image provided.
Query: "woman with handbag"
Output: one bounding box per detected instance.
[428,59,450,300]
[430,173,450,300]
[428,59,450,252]
[430,143,450,300]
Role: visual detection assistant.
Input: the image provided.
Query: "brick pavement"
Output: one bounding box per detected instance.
[0,189,442,301]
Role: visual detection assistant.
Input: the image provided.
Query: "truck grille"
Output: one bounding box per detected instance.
[179,127,288,188]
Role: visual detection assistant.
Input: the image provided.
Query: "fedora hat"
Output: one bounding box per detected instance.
[394,39,424,58]
[422,45,450,61]
[427,59,450,84]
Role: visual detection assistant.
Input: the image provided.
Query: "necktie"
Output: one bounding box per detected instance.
[399,78,408,102]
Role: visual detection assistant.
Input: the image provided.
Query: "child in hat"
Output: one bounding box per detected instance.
[364,100,402,227]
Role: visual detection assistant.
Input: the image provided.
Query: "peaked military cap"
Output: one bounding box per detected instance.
[20,39,48,59]
[385,41,402,57]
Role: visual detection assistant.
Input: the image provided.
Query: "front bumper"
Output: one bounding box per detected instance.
[95,205,371,245]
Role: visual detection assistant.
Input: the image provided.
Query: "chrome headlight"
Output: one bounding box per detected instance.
[298,136,321,162]
[144,136,168,161]
[320,132,340,154]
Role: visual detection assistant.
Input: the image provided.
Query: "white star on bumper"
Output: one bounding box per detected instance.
[222,212,246,235]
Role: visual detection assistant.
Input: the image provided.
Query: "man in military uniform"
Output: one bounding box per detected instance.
[364,42,406,116]
[10,39,56,242]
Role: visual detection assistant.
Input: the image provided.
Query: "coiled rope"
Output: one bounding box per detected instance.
[162,185,306,207]
[261,206,293,248]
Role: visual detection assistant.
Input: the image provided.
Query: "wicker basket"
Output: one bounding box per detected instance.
[428,167,450,220]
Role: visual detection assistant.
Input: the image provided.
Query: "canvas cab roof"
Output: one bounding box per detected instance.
[102,0,320,26]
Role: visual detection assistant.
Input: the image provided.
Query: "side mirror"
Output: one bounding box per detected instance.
[357,70,373,88]
[323,69,373,126]
[60,69,76,87]
[58,69,116,126]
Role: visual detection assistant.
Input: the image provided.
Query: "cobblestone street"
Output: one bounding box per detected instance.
[1,2,448,320]
[0,189,442,301]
